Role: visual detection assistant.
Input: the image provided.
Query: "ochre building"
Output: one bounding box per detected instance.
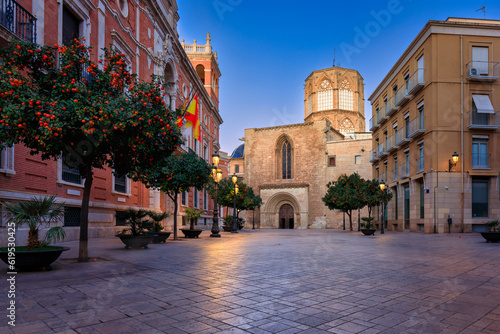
[231,67,372,229]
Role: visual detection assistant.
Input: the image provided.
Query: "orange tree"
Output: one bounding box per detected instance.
[0,40,182,261]
[322,173,367,231]
[209,179,261,219]
[132,152,212,240]
[361,178,393,218]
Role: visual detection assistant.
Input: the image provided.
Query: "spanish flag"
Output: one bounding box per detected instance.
[184,94,201,141]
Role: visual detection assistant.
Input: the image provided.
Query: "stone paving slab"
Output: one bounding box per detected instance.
[2,230,500,333]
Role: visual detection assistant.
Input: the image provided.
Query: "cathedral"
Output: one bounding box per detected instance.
[230,67,373,229]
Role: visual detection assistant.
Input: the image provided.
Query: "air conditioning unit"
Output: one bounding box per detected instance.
[468,68,478,76]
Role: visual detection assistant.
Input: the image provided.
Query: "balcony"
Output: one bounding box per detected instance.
[408,114,425,138]
[377,143,385,158]
[408,68,425,95]
[369,149,378,163]
[385,96,399,117]
[391,168,398,182]
[378,105,388,125]
[472,153,491,169]
[0,0,37,44]
[468,111,499,130]
[386,135,397,153]
[399,163,409,179]
[466,61,499,82]
[369,116,379,132]
[395,129,410,146]
[395,85,411,107]
[416,157,424,173]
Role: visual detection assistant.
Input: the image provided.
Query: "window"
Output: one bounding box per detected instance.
[339,80,353,111]
[472,46,489,75]
[472,138,488,169]
[194,140,199,155]
[204,218,207,226]
[181,192,187,206]
[394,187,398,220]
[418,102,424,129]
[420,183,424,219]
[328,156,336,167]
[355,155,361,164]
[114,174,127,194]
[472,177,489,218]
[116,211,128,226]
[64,207,81,227]
[62,159,83,184]
[282,141,292,179]
[203,145,208,161]
[317,80,333,111]
[307,96,313,115]
[0,145,14,174]
[339,118,355,135]
[404,113,410,138]
[405,153,410,176]
[203,189,208,210]
[418,144,424,172]
[194,188,199,208]
[472,95,494,126]
[393,157,398,181]
[63,7,81,46]
[404,72,410,90]
[235,165,240,173]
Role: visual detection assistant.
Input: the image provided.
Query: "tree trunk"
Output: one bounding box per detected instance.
[27,229,40,249]
[78,164,93,262]
[169,192,178,240]
[347,210,353,231]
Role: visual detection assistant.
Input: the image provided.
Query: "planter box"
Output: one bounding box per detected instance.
[151,232,171,244]
[116,234,156,249]
[480,232,500,243]
[222,226,233,232]
[361,229,376,236]
[0,246,70,271]
[180,229,203,238]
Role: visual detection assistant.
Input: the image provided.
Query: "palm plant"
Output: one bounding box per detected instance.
[146,211,170,232]
[3,196,65,249]
[184,208,203,230]
[121,209,152,236]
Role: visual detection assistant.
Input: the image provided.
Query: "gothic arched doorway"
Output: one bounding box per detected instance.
[279,204,294,229]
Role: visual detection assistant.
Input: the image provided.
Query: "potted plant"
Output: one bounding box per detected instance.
[360,217,376,236]
[238,218,245,230]
[147,211,171,243]
[180,208,204,238]
[115,209,157,249]
[222,215,234,232]
[0,196,68,271]
[480,220,500,242]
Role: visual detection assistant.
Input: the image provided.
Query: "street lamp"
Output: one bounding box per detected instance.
[231,174,238,233]
[210,153,223,238]
[358,207,361,232]
[448,152,459,172]
[379,180,386,234]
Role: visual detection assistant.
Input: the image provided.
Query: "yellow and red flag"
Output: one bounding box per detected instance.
[177,94,200,141]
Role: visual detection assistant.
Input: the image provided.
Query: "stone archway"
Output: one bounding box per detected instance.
[260,189,308,229]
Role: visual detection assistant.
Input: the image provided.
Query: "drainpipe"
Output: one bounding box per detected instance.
[460,36,465,233]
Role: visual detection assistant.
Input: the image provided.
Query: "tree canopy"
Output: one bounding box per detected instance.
[0,39,182,260]
[132,152,212,239]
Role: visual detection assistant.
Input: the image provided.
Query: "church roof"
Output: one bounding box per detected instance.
[231,144,244,159]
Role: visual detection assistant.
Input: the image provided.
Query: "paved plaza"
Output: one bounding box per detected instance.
[2,230,500,333]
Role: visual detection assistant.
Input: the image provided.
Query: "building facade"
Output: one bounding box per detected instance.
[0,0,223,243]
[232,67,372,229]
[369,18,500,233]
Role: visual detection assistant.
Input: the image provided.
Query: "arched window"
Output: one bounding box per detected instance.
[339,79,354,111]
[339,118,355,135]
[317,80,333,111]
[282,141,292,179]
[196,64,205,84]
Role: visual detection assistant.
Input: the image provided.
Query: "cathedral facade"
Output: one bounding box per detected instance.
[231,67,373,229]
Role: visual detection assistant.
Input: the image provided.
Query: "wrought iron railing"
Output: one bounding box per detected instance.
[466,61,499,80]
[468,111,499,129]
[416,157,424,173]
[0,0,36,43]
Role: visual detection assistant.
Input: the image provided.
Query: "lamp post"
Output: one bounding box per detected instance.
[448,152,459,172]
[210,153,222,238]
[379,180,386,234]
[343,210,345,230]
[252,210,255,230]
[231,174,238,233]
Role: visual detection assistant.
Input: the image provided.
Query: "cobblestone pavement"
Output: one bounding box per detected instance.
[2,229,500,333]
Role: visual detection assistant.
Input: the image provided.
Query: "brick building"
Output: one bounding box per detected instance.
[369,18,500,233]
[232,67,372,229]
[0,0,223,242]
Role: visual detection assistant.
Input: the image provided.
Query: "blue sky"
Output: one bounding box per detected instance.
[177,0,500,155]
